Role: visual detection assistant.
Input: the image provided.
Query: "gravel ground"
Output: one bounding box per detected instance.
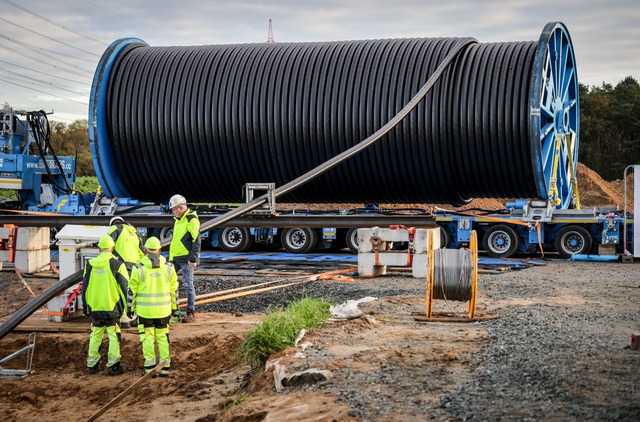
[190,256,640,421]
[438,261,640,421]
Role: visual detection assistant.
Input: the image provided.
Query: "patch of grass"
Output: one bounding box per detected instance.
[0,189,18,200]
[240,296,331,368]
[223,394,250,411]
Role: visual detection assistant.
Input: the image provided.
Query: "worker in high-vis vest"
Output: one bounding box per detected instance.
[168,194,200,323]
[82,234,129,376]
[108,216,144,328]
[128,236,179,377]
[108,216,144,270]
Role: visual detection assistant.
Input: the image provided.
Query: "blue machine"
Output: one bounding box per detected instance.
[0,109,90,214]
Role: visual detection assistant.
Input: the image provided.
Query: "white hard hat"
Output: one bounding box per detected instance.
[169,194,187,209]
[109,216,124,226]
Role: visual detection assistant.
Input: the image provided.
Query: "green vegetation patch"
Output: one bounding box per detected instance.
[240,296,332,368]
[74,176,99,194]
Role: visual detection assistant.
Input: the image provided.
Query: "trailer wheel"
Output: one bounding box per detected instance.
[345,228,359,254]
[281,227,317,254]
[437,225,451,249]
[482,225,520,258]
[50,227,61,250]
[158,227,173,244]
[218,227,254,252]
[554,225,592,258]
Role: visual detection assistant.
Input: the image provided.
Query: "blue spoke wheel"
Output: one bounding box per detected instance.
[530,22,579,209]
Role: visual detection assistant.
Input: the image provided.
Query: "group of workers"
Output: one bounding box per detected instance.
[81,194,201,376]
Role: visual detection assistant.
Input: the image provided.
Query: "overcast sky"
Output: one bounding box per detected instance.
[0,0,638,123]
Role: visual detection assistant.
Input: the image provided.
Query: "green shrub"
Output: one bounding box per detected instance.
[0,189,18,200]
[74,176,99,194]
[240,296,331,368]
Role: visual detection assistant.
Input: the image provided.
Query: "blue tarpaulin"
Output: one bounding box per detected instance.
[199,251,357,263]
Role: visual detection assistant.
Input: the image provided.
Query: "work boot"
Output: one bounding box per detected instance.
[141,369,158,378]
[182,309,196,323]
[108,362,126,376]
[87,363,100,374]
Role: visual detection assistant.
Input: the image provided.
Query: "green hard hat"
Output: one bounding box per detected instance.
[98,234,115,249]
[145,236,162,251]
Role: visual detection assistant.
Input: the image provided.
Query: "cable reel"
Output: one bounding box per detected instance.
[422,230,496,322]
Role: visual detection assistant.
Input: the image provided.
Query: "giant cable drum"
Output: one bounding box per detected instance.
[89,22,579,208]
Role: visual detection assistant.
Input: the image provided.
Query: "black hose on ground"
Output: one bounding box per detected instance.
[0,270,82,341]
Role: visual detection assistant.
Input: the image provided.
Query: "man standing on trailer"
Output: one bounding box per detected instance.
[83,235,129,376]
[168,194,200,323]
[128,236,178,376]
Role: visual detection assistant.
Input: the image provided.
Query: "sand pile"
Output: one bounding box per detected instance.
[578,162,634,211]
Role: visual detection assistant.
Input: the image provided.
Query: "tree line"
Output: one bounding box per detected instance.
[579,76,640,180]
[46,76,640,182]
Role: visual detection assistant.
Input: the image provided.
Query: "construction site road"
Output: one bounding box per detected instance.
[0,257,639,421]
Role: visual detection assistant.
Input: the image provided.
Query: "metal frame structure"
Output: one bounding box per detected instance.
[0,332,36,379]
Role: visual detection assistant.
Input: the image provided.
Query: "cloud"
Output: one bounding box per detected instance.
[0,0,638,122]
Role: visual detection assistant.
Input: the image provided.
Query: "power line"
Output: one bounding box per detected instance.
[0,43,91,79]
[0,58,91,86]
[0,34,95,72]
[3,0,107,46]
[0,75,89,105]
[0,16,100,58]
[0,67,87,96]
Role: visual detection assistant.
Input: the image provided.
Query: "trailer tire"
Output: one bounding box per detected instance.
[217,227,254,252]
[437,225,450,249]
[281,227,317,254]
[50,227,61,250]
[554,225,593,258]
[483,224,520,258]
[345,228,359,254]
[158,227,173,244]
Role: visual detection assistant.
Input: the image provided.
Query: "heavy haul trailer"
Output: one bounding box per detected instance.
[434,200,633,259]
[195,198,634,259]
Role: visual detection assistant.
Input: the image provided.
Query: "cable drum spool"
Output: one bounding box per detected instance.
[89,22,579,208]
[426,230,479,319]
[431,248,474,302]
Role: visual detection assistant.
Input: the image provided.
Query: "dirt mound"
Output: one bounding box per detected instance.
[578,162,634,211]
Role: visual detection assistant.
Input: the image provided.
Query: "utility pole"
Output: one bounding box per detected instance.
[267,19,275,43]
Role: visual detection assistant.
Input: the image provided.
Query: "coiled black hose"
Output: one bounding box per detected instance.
[104,37,540,205]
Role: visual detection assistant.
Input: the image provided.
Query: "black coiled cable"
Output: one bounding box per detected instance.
[105,37,539,205]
